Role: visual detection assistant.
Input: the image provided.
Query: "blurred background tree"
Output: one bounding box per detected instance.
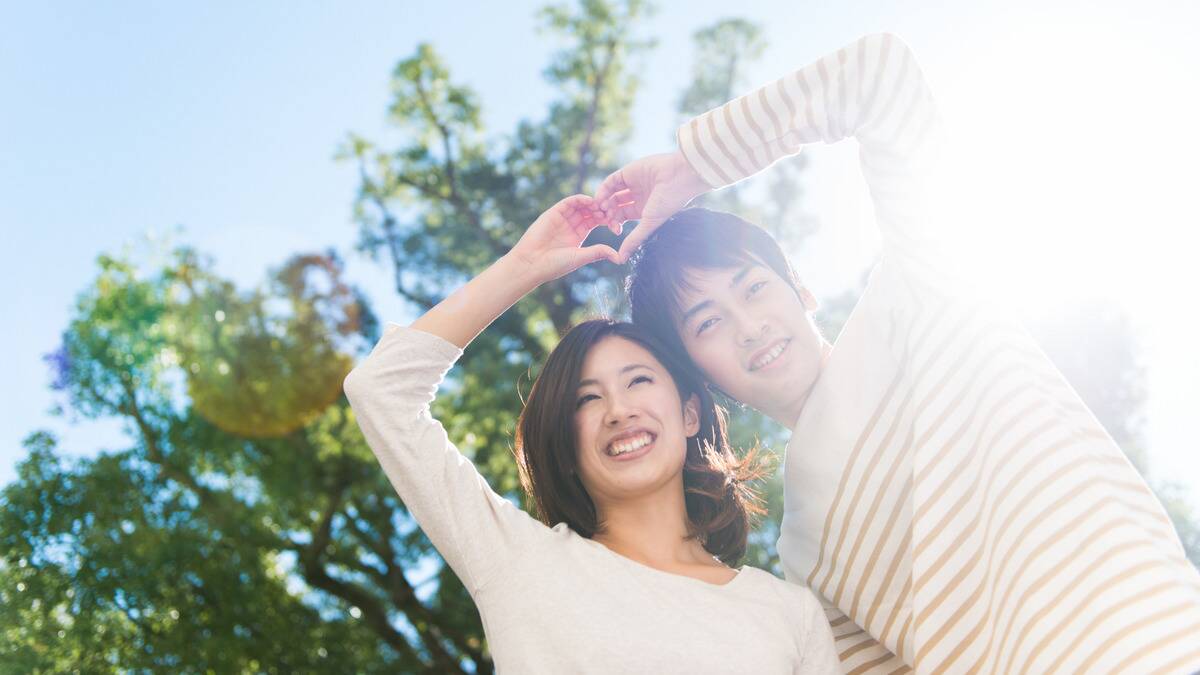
[2,2,1195,673]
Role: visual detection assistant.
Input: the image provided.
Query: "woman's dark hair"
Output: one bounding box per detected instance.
[625,207,805,395]
[514,319,772,566]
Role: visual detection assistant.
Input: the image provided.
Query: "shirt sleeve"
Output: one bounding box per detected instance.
[676,32,948,290]
[794,587,843,675]
[342,323,549,596]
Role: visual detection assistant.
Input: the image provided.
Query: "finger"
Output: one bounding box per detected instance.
[601,204,642,236]
[616,219,658,264]
[616,190,671,263]
[574,210,621,243]
[594,169,629,207]
[613,198,643,224]
[600,194,643,232]
[557,193,594,217]
[600,204,632,235]
[600,188,635,214]
[559,196,605,232]
[578,243,621,268]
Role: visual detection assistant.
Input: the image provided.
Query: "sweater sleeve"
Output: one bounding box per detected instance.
[676,32,947,287]
[342,323,549,596]
[794,589,842,675]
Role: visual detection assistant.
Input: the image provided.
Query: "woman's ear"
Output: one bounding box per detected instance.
[683,393,701,436]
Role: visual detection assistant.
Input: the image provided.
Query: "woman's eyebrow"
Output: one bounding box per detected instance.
[577,364,654,388]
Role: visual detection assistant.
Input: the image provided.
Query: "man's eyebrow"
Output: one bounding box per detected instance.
[679,263,759,325]
[730,263,757,288]
[577,363,654,388]
[680,299,713,325]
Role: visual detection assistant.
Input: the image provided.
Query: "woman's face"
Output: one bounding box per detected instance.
[673,260,827,427]
[572,336,699,507]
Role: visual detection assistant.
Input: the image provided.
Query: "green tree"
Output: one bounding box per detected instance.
[340,0,656,507]
[2,246,398,673]
[2,1,662,672]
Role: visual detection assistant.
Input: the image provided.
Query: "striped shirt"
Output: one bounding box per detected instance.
[677,32,1200,674]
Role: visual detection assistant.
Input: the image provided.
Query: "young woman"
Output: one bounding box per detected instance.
[342,194,841,673]
[597,32,1200,674]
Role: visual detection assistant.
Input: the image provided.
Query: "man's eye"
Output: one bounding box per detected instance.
[575,394,599,408]
[696,317,718,336]
[748,280,767,297]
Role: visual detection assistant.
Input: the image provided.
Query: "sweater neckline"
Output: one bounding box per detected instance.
[579,536,748,589]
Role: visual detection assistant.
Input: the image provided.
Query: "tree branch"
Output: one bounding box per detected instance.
[115,380,287,553]
[341,504,490,672]
[296,480,441,670]
[390,173,508,260]
[409,77,509,260]
[573,38,618,195]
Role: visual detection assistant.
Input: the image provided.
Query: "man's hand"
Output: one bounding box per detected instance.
[594,151,712,263]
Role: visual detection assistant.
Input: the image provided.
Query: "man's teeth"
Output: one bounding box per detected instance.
[608,433,654,456]
[751,340,789,371]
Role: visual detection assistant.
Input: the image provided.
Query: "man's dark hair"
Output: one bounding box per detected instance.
[625,207,805,381]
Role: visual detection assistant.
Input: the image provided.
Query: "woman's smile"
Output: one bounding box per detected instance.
[604,429,658,461]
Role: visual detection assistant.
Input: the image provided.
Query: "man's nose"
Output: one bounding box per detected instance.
[736,312,769,346]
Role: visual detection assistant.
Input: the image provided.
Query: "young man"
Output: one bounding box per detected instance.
[597,32,1200,674]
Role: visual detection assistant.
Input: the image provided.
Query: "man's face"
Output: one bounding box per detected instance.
[673,260,827,426]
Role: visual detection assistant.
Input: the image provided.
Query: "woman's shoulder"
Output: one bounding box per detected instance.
[740,568,828,620]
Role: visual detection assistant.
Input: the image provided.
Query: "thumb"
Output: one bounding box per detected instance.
[578,243,621,267]
[617,190,673,262]
[617,216,665,263]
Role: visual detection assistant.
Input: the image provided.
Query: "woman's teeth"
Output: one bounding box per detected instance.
[607,432,654,456]
[750,340,789,371]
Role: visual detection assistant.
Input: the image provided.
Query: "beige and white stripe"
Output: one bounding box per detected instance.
[677,32,1200,674]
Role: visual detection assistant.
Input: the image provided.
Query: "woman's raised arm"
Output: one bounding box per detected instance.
[413,194,619,348]
[342,195,617,596]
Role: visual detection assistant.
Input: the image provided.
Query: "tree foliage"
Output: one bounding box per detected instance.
[2,1,667,672]
[3,246,399,673]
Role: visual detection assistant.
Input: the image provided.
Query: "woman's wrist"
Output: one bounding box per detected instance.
[496,251,549,293]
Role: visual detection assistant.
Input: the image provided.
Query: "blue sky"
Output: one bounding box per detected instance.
[4,1,1198,507]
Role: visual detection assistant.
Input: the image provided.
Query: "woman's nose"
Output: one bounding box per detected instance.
[603,396,637,425]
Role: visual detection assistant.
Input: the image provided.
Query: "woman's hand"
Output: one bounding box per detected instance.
[593,151,712,263]
[411,195,618,349]
[508,194,621,284]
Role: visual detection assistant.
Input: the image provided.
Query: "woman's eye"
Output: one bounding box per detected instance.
[748,280,767,297]
[575,394,598,409]
[629,375,652,386]
[696,317,718,336]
